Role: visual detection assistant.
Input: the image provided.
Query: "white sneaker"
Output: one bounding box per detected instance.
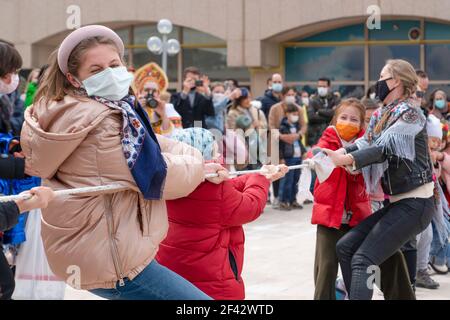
[271,197,279,207]
[429,260,449,275]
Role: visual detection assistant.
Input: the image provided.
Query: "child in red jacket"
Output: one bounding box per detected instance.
[156,128,288,300]
[311,98,371,300]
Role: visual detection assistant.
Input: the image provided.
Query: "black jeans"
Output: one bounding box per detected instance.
[0,250,14,300]
[336,196,435,300]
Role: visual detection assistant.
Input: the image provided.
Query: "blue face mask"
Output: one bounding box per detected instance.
[80,66,133,101]
[272,83,283,93]
[435,99,446,110]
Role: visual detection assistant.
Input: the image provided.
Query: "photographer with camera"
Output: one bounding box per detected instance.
[137,81,174,136]
[170,67,214,129]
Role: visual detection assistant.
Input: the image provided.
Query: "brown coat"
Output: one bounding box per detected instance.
[268,102,306,134]
[20,95,205,290]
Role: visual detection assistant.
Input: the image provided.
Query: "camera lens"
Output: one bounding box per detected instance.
[146,92,158,109]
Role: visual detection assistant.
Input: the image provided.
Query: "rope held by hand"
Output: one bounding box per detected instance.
[0,162,322,203]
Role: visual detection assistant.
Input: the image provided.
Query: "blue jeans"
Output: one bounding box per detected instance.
[278,157,302,203]
[90,260,212,300]
[430,218,450,267]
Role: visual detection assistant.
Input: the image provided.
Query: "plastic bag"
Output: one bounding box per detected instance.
[12,209,66,300]
[296,152,336,204]
[312,152,336,183]
[296,166,314,204]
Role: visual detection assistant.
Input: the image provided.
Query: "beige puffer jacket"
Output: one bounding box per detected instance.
[20,95,205,290]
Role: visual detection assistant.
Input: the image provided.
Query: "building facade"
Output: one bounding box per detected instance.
[1,0,450,96]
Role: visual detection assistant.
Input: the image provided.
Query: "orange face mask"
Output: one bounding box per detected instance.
[336,123,360,142]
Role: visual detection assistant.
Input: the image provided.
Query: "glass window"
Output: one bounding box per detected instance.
[426,44,450,80]
[425,22,450,40]
[182,27,225,45]
[132,48,178,82]
[369,20,420,40]
[369,45,420,80]
[285,46,364,82]
[335,85,365,99]
[427,84,450,98]
[297,85,317,96]
[114,28,130,65]
[183,47,249,81]
[115,28,130,45]
[299,24,364,42]
[294,84,365,99]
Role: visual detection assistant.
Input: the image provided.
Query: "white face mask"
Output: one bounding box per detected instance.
[369,92,376,100]
[289,115,299,123]
[80,66,133,101]
[0,73,20,94]
[285,96,296,105]
[318,87,328,97]
[301,97,309,106]
[212,92,226,104]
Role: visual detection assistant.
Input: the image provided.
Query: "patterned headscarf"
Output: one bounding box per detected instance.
[93,95,167,200]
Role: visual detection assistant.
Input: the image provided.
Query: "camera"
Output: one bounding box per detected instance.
[145,90,158,109]
[195,80,204,87]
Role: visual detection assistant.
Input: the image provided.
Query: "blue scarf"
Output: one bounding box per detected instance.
[93,95,167,200]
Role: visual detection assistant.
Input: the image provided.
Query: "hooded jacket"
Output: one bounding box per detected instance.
[311,126,371,228]
[156,174,270,300]
[20,95,205,290]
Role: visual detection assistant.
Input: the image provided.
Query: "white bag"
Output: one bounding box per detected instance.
[296,152,336,204]
[12,209,66,300]
[296,167,314,204]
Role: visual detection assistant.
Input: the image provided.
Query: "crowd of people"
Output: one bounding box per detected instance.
[0,24,449,300]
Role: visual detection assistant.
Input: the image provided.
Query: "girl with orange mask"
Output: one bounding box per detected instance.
[309,98,413,300]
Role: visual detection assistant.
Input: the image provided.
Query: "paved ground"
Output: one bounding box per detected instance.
[65,203,450,300]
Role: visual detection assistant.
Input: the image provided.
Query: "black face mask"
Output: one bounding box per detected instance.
[375,77,393,102]
[416,90,425,99]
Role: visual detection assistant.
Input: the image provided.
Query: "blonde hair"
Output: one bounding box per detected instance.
[384,59,418,99]
[374,59,418,134]
[159,91,171,103]
[35,37,122,103]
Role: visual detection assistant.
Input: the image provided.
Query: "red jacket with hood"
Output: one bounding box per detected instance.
[156,173,270,300]
[310,126,371,228]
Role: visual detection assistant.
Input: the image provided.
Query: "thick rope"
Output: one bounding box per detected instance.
[0,164,311,202]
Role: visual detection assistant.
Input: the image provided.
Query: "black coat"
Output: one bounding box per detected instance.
[0,201,20,232]
[260,90,281,119]
[170,91,215,128]
[0,91,25,136]
[0,155,25,180]
[279,117,303,159]
[307,93,341,146]
[0,156,25,232]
